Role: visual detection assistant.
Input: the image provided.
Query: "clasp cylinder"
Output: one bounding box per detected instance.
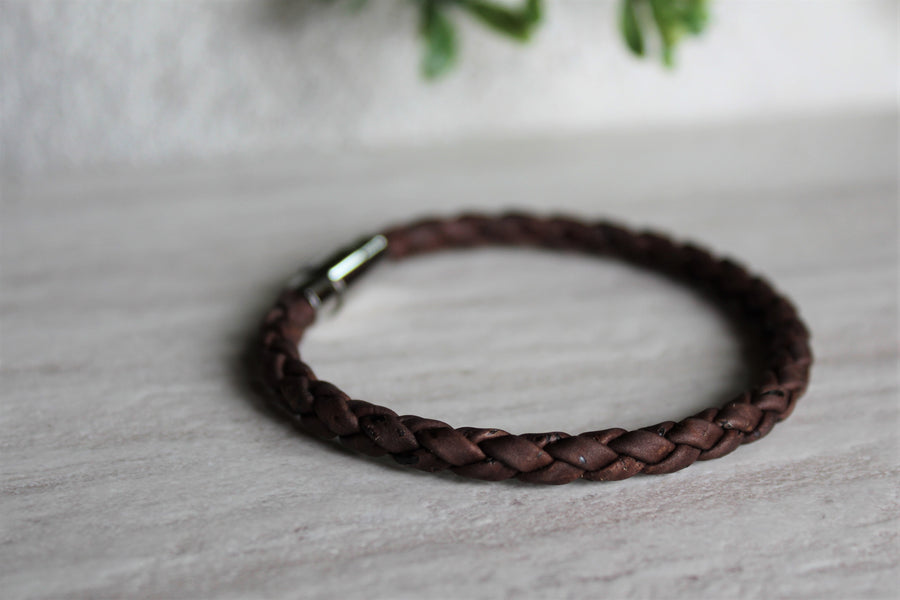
[286,234,388,310]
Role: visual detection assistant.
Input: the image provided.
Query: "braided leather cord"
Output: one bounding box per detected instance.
[255,213,812,484]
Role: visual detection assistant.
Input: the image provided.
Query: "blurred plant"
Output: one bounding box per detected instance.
[419,0,541,78]
[620,0,709,67]
[420,0,709,78]
[324,0,710,79]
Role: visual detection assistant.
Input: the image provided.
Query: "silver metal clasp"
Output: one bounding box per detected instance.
[286,234,388,312]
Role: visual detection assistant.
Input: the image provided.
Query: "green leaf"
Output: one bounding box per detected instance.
[524,0,542,24]
[459,0,542,42]
[648,0,710,66]
[661,45,674,67]
[421,1,458,79]
[649,0,681,66]
[620,0,644,57]
[682,0,709,34]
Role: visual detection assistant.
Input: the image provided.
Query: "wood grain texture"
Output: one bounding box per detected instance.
[2,114,897,599]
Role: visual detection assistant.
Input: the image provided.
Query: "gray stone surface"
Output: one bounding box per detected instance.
[2,114,898,598]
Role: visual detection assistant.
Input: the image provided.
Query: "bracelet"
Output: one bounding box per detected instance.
[255,213,812,485]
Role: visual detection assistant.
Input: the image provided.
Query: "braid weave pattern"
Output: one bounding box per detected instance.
[256,214,812,485]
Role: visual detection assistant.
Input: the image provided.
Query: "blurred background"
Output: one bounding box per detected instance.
[2,3,898,599]
[1,0,896,178]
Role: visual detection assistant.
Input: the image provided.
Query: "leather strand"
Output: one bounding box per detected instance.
[255,213,813,485]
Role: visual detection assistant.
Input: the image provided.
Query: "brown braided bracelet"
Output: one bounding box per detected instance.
[255,213,812,485]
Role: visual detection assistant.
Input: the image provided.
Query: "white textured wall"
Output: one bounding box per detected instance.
[1,0,897,177]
